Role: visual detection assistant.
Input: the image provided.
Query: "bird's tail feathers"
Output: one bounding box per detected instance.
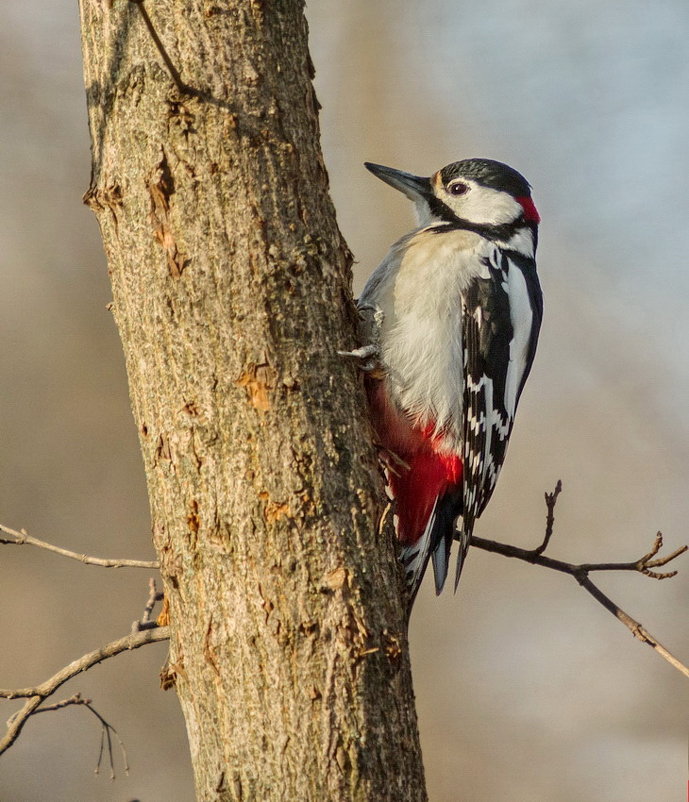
[401,492,463,605]
[400,498,439,605]
[453,516,474,591]
[431,532,451,595]
[430,499,463,594]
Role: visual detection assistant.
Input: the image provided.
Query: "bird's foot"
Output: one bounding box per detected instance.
[357,302,385,323]
[337,343,384,377]
[380,447,410,476]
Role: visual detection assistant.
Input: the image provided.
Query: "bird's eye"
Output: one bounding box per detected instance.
[448,182,469,196]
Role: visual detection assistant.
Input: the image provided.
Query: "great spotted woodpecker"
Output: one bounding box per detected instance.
[348,158,542,602]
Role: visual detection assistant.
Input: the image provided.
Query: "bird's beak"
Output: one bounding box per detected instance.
[364,162,431,202]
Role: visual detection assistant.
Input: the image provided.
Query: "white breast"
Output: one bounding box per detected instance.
[360,227,489,449]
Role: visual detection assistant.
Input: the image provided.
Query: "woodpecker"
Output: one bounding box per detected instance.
[349,158,542,602]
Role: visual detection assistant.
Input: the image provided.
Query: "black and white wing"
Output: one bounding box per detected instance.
[455,249,542,587]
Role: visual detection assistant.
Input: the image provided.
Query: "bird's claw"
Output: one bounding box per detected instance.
[337,343,383,375]
[357,302,384,323]
[338,302,385,375]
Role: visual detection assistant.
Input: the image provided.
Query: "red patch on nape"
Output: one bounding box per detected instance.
[516,195,540,224]
[390,449,463,546]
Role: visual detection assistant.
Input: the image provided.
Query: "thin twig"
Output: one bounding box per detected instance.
[469,482,689,680]
[33,691,90,714]
[33,693,130,778]
[578,531,689,579]
[85,699,129,779]
[474,532,688,580]
[0,626,170,754]
[574,572,689,679]
[532,479,562,555]
[132,577,165,632]
[0,522,159,569]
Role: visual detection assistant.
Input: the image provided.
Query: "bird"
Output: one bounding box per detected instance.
[345,158,542,603]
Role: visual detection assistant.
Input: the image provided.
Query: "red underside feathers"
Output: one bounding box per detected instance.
[367,381,463,546]
[390,448,463,545]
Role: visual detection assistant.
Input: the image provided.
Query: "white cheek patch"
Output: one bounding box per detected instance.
[447,182,523,226]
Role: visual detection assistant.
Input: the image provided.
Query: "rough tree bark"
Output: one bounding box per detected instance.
[78,2,426,800]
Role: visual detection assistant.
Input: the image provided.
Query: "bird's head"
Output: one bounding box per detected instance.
[365,158,539,231]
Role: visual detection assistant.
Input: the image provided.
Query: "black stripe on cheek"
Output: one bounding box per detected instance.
[425,195,524,242]
[426,194,461,225]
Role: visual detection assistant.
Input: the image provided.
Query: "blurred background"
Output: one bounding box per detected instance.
[2,1,689,799]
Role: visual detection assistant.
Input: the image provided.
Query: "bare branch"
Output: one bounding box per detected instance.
[33,691,91,715]
[532,479,562,555]
[472,531,687,579]
[33,693,129,779]
[132,577,165,632]
[574,572,689,679]
[469,482,689,680]
[86,698,129,779]
[0,522,159,569]
[0,626,169,754]
[579,531,689,579]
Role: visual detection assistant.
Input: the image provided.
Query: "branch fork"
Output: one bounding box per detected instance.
[0,582,169,761]
[2,482,689,769]
[470,481,689,679]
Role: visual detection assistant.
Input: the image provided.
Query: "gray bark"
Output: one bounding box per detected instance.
[78,1,427,799]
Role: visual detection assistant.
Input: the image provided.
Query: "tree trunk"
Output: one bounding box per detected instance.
[78,2,426,799]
